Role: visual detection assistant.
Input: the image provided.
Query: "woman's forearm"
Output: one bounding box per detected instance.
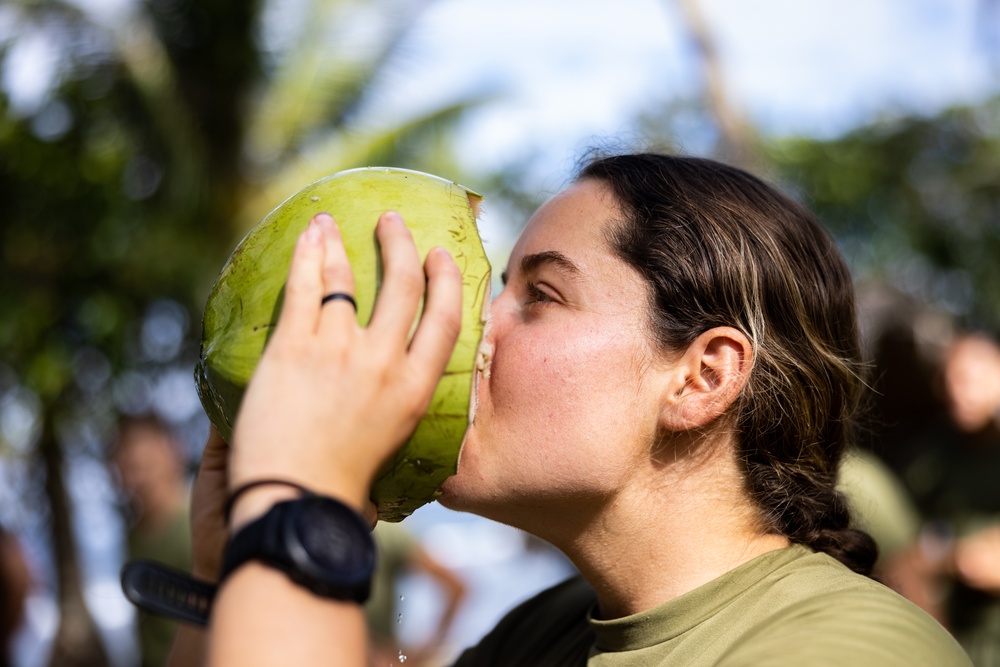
[207,564,368,667]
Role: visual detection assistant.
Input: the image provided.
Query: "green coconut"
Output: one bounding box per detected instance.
[196,167,491,521]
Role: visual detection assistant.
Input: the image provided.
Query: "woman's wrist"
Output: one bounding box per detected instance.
[225,475,371,531]
[227,485,305,532]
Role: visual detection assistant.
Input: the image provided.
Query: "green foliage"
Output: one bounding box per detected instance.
[0,3,485,659]
[768,99,1000,332]
[0,0,484,427]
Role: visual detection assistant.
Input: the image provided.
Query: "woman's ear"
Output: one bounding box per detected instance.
[658,327,753,431]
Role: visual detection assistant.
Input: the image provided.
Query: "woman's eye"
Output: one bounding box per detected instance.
[525,282,553,305]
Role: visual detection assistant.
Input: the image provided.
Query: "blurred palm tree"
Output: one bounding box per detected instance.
[0,1,481,664]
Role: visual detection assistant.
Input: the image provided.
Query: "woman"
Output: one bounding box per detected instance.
[174,154,970,666]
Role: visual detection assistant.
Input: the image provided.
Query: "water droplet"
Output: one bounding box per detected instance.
[310,196,319,202]
[396,612,403,624]
[398,652,408,663]
[399,594,405,601]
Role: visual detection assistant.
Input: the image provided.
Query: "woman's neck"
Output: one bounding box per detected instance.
[543,438,790,619]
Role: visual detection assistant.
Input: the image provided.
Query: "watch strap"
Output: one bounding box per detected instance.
[120,560,216,627]
[219,498,288,584]
[121,495,375,626]
[218,496,374,604]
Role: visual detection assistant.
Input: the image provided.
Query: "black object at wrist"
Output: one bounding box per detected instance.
[223,478,314,523]
[219,495,375,603]
[121,560,216,627]
[121,494,375,626]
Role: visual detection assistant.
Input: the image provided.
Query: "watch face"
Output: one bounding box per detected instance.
[291,497,375,576]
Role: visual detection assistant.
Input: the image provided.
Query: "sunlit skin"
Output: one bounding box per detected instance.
[440,179,664,528]
[943,336,1000,434]
[114,425,188,533]
[439,179,790,618]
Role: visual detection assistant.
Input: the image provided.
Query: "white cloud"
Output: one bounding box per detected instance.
[368,0,997,177]
[702,0,991,134]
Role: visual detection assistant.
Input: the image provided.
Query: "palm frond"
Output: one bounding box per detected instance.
[239,96,481,230]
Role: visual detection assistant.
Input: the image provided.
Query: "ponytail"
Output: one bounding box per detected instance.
[743,455,877,575]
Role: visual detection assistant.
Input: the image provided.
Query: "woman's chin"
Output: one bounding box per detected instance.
[436,473,469,510]
[435,468,491,513]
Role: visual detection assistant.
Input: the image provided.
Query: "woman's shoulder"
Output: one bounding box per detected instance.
[452,549,973,667]
[717,548,972,666]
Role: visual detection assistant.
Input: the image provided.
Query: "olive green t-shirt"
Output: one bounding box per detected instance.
[452,545,971,666]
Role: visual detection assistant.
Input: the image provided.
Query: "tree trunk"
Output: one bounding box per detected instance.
[39,413,110,667]
[675,0,758,168]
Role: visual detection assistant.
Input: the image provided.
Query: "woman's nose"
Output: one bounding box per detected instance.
[485,289,517,344]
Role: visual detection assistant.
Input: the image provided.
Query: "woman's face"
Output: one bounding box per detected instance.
[944,337,1000,433]
[438,179,670,525]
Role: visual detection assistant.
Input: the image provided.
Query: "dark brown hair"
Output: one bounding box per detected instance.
[579,153,877,575]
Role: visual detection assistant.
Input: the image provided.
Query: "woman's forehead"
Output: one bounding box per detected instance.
[507,180,619,273]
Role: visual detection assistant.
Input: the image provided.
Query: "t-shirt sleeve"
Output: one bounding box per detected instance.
[715,589,972,667]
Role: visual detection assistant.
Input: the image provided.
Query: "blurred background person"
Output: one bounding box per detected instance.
[838,446,922,578]
[941,333,1000,438]
[367,522,467,667]
[111,416,192,667]
[885,332,1000,666]
[0,525,31,667]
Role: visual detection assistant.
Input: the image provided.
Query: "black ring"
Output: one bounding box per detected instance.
[321,292,357,312]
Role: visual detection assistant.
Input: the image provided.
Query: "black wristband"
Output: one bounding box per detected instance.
[219,495,375,603]
[122,491,374,624]
[121,560,216,627]
[223,479,313,524]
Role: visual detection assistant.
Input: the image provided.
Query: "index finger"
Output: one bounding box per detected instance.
[275,217,327,337]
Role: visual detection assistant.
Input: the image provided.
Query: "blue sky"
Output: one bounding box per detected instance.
[355,0,1000,277]
[5,0,996,182]
[366,0,997,182]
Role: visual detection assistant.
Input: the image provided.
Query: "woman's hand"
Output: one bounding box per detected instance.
[189,426,229,581]
[227,211,462,525]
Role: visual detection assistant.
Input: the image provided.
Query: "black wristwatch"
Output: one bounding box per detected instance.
[220,494,375,601]
[121,494,376,626]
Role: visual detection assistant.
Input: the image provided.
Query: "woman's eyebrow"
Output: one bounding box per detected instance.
[501,251,581,286]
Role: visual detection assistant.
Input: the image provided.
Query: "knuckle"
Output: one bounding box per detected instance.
[404,390,431,423]
[396,270,425,299]
[322,262,353,287]
[266,336,303,363]
[438,310,462,342]
[284,276,316,298]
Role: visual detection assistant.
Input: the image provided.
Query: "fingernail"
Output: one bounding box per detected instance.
[305,220,323,244]
[382,211,402,224]
[315,212,334,227]
[431,246,453,261]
